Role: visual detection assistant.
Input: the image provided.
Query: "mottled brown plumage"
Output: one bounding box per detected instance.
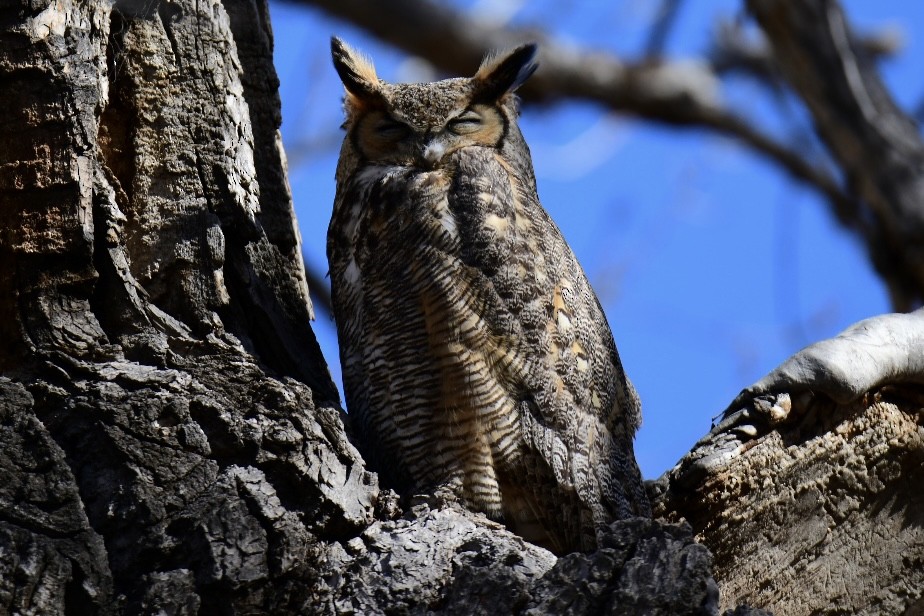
[328,37,650,553]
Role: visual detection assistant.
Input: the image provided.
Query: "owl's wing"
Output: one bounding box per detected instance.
[447,148,650,546]
[328,177,412,488]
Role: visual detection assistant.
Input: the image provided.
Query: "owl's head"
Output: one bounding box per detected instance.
[331,37,537,169]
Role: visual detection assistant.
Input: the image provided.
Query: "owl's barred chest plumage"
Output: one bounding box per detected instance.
[328,38,650,554]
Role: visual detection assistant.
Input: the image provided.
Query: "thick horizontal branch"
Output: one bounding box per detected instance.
[294,0,855,213]
[299,0,720,115]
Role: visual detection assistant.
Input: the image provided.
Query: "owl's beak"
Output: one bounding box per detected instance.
[420,139,446,169]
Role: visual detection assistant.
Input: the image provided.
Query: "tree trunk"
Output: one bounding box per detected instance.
[0,0,369,610]
[653,310,924,613]
[656,392,924,614]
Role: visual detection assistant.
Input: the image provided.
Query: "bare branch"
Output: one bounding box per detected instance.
[712,19,903,83]
[749,0,924,310]
[644,0,685,58]
[298,0,720,114]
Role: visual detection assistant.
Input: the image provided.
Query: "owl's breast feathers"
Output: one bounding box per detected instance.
[329,148,648,551]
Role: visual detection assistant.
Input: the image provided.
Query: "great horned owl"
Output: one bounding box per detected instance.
[328,37,650,553]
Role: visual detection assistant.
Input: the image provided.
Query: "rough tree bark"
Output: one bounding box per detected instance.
[1,0,921,613]
[1,0,370,610]
[654,310,924,613]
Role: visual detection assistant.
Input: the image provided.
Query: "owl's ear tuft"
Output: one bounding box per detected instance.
[474,43,538,101]
[331,37,383,106]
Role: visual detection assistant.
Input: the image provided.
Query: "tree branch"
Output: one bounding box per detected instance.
[749,0,924,310]
[644,0,685,58]
[303,255,332,319]
[295,0,856,217]
[711,19,903,83]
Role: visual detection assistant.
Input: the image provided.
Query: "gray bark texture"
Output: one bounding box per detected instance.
[0,0,921,613]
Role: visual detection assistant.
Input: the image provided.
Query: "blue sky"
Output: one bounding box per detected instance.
[270,1,922,478]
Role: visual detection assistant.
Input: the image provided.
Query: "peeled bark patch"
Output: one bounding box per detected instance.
[657,393,924,614]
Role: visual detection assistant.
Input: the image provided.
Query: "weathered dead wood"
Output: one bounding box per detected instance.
[655,311,924,614]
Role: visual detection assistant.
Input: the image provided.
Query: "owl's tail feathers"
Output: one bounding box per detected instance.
[499,463,593,555]
[598,434,653,522]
